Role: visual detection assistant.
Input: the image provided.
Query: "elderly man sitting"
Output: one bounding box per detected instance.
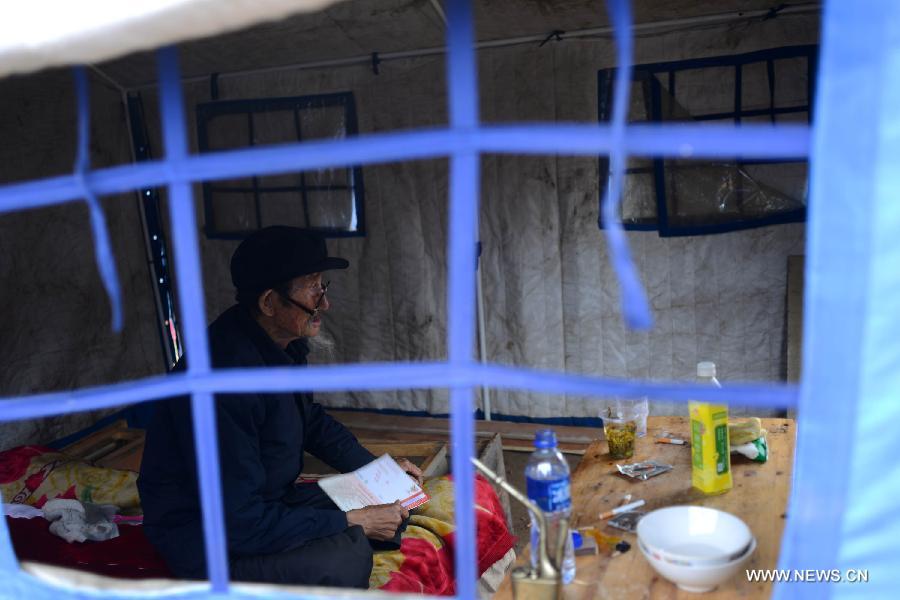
[138,226,421,588]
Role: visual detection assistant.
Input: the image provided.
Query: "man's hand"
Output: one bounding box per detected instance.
[346,502,409,540]
[396,457,424,486]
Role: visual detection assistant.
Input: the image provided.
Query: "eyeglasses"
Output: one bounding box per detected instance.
[280,280,330,318]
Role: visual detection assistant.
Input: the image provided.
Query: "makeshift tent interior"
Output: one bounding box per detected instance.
[1,0,899,598]
[0,0,819,443]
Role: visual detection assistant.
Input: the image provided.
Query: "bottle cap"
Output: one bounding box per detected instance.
[697,361,717,377]
[572,531,583,549]
[534,429,557,449]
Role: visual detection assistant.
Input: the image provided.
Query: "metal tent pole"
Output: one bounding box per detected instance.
[130,3,820,91]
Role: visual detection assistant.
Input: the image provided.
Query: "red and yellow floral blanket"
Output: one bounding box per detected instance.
[370,474,516,594]
[1,445,515,593]
[0,445,140,511]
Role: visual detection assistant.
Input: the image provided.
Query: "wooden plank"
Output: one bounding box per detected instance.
[329,409,601,452]
[361,441,444,458]
[359,428,587,454]
[302,441,447,477]
[93,433,146,472]
[60,420,146,472]
[60,419,128,457]
[358,441,449,478]
[420,443,448,479]
[503,444,585,456]
[477,433,515,533]
[786,255,804,422]
[329,410,601,442]
[786,255,805,384]
[495,416,796,599]
[60,409,595,473]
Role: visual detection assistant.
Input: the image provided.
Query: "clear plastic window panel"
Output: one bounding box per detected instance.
[599,46,815,234]
[197,95,364,238]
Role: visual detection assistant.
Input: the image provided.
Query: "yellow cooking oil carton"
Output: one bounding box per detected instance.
[689,362,732,495]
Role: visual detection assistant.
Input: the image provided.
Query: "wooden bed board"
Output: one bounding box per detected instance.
[60,421,516,534]
[786,255,805,421]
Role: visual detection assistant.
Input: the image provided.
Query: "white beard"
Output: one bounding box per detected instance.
[305,328,335,362]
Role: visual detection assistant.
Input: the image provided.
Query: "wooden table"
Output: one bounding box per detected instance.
[496,416,796,599]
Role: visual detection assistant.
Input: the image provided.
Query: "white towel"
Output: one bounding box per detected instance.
[42,499,119,543]
[3,503,43,519]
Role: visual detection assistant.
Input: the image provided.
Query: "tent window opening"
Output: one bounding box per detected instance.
[598,45,817,235]
[196,92,365,239]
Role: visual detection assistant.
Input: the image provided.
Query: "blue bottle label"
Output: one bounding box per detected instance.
[526,477,572,512]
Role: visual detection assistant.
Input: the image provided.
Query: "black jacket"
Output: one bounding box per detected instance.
[137,305,375,578]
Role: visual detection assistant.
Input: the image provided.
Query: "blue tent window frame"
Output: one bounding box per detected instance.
[196,92,366,240]
[597,45,818,236]
[3,2,899,597]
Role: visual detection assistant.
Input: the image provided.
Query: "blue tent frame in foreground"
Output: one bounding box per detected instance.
[0,1,897,598]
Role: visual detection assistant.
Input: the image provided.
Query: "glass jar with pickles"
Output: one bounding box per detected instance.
[603,409,637,459]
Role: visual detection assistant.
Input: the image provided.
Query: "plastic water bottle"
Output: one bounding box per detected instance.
[525,429,575,584]
[634,396,649,437]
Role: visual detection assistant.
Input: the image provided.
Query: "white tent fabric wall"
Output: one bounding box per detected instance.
[0,4,819,451]
[0,0,343,79]
[136,54,453,416]
[479,14,815,419]
[0,69,161,450]
[132,10,815,419]
[479,43,809,420]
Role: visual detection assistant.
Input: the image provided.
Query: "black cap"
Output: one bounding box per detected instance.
[230,226,348,292]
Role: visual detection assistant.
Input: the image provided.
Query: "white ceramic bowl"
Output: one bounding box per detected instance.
[637,506,753,565]
[636,506,756,592]
[638,535,757,593]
